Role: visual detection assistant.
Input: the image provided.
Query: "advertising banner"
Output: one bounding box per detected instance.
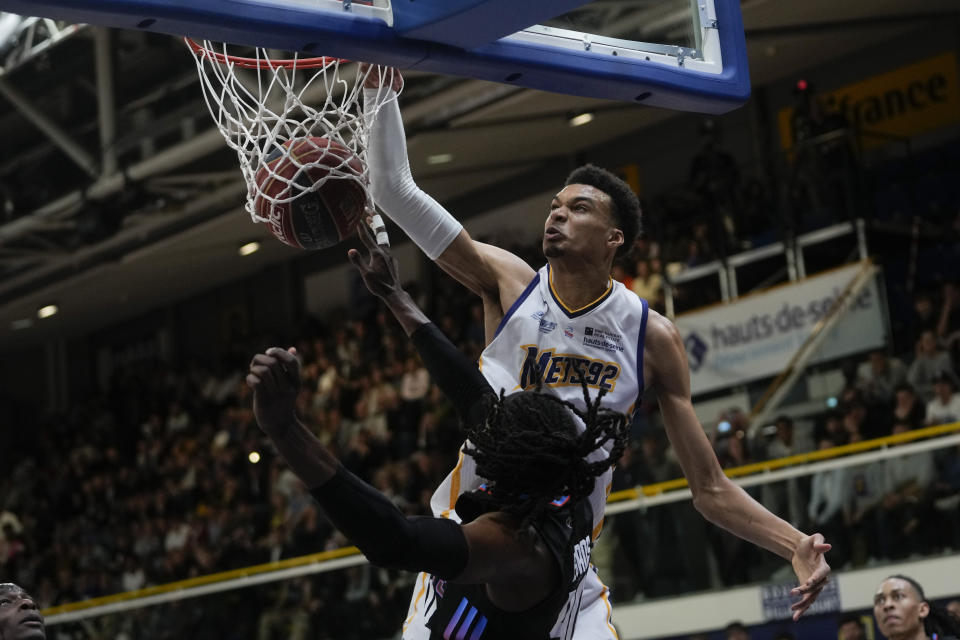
[678,263,885,396]
[777,52,960,150]
[761,579,841,620]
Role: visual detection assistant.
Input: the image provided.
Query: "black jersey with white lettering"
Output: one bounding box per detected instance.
[423,486,594,640]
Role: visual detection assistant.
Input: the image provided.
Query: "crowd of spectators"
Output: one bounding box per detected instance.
[603,223,960,598]
[0,261,491,638]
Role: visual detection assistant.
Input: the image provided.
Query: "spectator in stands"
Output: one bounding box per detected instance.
[815,410,846,446]
[926,372,960,426]
[610,442,645,600]
[947,599,960,619]
[631,258,663,306]
[877,423,934,559]
[837,613,866,640]
[712,428,757,585]
[844,455,885,566]
[930,440,960,551]
[872,575,960,640]
[313,355,338,410]
[689,120,740,249]
[907,292,939,351]
[629,431,711,597]
[257,577,314,640]
[0,582,45,639]
[908,330,958,401]
[807,436,848,568]
[856,350,907,408]
[842,402,870,442]
[739,178,776,244]
[724,620,751,640]
[763,415,806,527]
[396,355,430,456]
[356,364,398,442]
[632,236,660,261]
[611,259,633,292]
[892,384,926,431]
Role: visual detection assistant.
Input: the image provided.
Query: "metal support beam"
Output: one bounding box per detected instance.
[93,27,118,178]
[856,218,868,260]
[725,262,737,300]
[748,261,877,433]
[0,77,99,177]
[0,17,83,75]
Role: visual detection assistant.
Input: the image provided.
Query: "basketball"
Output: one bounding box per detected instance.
[253,137,366,250]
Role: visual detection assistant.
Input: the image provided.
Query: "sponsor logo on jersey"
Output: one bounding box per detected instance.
[530,310,557,334]
[563,325,575,339]
[582,326,624,353]
[572,535,592,580]
[517,345,621,392]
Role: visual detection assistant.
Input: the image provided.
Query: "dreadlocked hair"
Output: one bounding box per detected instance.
[886,575,960,639]
[462,372,630,535]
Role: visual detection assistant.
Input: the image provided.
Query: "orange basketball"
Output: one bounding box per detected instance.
[253,137,366,250]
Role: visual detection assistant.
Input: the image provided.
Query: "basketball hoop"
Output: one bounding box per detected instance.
[185,38,402,228]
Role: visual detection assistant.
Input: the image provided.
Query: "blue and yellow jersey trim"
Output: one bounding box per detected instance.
[547,265,614,318]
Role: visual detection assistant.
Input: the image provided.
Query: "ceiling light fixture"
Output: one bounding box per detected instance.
[568,112,595,127]
[427,153,453,165]
[37,304,58,319]
[238,241,261,256]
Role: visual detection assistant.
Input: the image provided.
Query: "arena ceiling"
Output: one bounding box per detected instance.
[0,0,957,350]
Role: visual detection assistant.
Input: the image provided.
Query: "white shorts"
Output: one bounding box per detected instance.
[400,565,618,640]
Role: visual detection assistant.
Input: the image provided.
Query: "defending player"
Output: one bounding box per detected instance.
[361,67,831,639]
[0,583,46,640]
[247,222,630,639]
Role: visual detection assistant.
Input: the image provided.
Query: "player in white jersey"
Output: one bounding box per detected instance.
[362,67,832,639]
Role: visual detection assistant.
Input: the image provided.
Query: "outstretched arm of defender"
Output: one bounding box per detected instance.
[248,345,549,592]
[349,219,495,426]
[644,310,831,620]
[361,65,534,315]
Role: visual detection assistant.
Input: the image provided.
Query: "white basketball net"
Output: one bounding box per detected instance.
[186,39,402,224]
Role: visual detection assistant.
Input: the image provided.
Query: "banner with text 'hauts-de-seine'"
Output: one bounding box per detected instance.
[677,263,886,396]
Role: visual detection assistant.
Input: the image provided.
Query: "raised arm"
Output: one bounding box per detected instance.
[348,220,494,427]
[643,310,831,620]
[248,346,553,600]
[361,66,534,320]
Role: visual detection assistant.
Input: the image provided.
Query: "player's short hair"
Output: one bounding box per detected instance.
[463,375,629,531]
[565,164,641,258]
[883,575,960,639]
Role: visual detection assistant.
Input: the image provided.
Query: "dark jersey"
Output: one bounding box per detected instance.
[423,486,594,640]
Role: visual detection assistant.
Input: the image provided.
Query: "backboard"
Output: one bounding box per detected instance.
[0,0,750,113]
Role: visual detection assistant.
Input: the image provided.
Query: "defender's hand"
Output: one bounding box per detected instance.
[348,216,404,300]
[789,533,831,620]
[247,347,301,435]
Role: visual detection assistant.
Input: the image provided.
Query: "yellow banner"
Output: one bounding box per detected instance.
[778,52,960,149]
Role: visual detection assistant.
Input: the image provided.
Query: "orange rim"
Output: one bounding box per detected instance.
[184,37,343,70]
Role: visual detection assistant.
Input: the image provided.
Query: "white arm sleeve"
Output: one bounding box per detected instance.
[363,87,463,260]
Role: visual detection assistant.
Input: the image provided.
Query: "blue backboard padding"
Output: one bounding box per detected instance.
[0,0,430,67]
[391,0,594,50]
[0,0,750,113]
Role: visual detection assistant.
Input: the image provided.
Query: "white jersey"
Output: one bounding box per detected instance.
[429,264,650,536]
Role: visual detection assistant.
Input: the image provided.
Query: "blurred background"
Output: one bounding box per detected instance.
[0,1,959,639]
